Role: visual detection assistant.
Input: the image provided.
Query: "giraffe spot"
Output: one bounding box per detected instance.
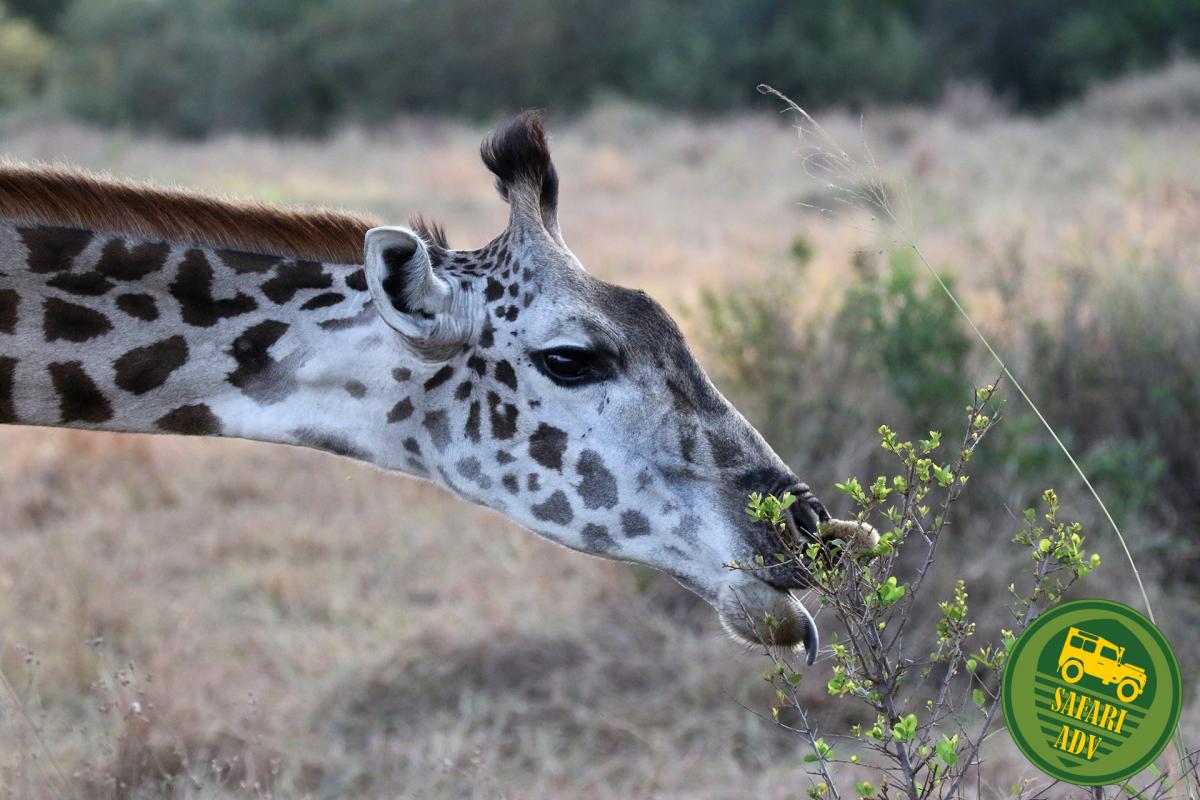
[423,410,451,451]
[47,271,114,297]
[261,260,334,304]
[344,269,368,291]
[494,359,517,391]
[582,523,617,552]
[502,474,519,495]
[487,391,518,440]
[97,239,170,281]
[666,349,728,414]
[114,335,188,395]
[529,423,568,470]
[300,292,345,310]
[344,380,367,398]
[575,449,618,509]
[665,545,690,562]
[392,367,412,382]
[116,293,159,321]
[527,473,541,492]
[318,302,374,331]
[436,466,478,502]
[0,289,17,334]
[423,365,455,392]
[156,403,221,435]
[733,467,791,494]
[387,397,414,423]
[171,249,257,327]
[291,427,366,460]
[621,510,652,538]
[456,456,492,489]
[464,399,481,442]
[679,427,698,463]
[402,437,421,455]
[227,319,289,394]
[43,297,112,342]
[532,490,573,525]
[217,249,279,274]
[47,361,112,423]
[467,355,487,376]
[670,514,701,546]
[18,226,92,273]
[704,429,741,468]
[0,357,16,423]
[484,278,505,302]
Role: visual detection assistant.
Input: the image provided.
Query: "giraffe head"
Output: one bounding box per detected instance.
[364,112,832,656]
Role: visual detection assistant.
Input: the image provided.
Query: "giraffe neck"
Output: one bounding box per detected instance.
[0,220,431,472]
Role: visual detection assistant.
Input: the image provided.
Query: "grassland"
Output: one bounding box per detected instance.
[1,67,1198,798]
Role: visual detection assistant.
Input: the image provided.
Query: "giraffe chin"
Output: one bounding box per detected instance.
[717,582,820,665]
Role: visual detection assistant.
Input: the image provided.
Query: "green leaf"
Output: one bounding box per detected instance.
[936,734,959,766]
[877,576,907,607]
[891,713,918,742]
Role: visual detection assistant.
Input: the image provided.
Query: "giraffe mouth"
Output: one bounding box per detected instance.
[716,581,820,664]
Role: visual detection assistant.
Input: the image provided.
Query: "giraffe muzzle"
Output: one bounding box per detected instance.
[717,579,821,664]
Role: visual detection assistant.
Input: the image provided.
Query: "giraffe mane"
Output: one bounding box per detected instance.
[0,160,380,264]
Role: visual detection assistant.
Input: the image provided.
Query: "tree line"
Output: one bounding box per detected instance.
[2,0,1199,136]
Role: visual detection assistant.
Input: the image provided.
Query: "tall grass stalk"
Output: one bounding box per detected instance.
[0,660,70,798]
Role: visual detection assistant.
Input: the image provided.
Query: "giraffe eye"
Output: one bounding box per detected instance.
[534,347,612,386]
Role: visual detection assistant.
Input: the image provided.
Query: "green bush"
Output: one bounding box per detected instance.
[698,243,972,472]
[832,249,972,433]
[0,2,53,108]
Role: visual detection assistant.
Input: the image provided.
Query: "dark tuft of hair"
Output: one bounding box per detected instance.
[410,214,449,249]
[480,110,558,215]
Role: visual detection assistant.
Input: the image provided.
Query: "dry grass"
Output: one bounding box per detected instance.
[1,81,1199,797]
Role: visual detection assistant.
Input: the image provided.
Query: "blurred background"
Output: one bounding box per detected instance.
[1,1,1198,797]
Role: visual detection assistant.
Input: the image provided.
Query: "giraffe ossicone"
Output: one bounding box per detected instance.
[0,111,869,661]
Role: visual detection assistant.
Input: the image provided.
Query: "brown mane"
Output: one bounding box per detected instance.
[0,161,380,264]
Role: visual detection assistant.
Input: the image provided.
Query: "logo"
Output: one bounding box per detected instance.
[1002,599,1182,786]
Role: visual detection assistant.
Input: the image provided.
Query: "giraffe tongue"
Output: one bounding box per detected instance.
[790,595,820,666]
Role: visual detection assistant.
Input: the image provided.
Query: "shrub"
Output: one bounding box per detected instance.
[0,2,52,108]
[832,249,972,433]
[698,241,972,475]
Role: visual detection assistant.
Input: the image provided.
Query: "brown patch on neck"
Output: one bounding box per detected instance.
[0,161,379,264]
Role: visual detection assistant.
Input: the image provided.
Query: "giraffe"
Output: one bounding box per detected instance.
[0,112,873,664]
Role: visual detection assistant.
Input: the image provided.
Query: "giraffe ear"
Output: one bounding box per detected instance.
[364,226,472,360]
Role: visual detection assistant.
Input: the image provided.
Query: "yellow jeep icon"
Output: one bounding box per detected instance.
[1058,626,1148,703]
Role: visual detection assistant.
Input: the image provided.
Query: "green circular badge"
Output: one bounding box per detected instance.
[1002,599,1182,786]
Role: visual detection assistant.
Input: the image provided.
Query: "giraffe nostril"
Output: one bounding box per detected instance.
[782,483,829,533]
[788,501,821,541]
